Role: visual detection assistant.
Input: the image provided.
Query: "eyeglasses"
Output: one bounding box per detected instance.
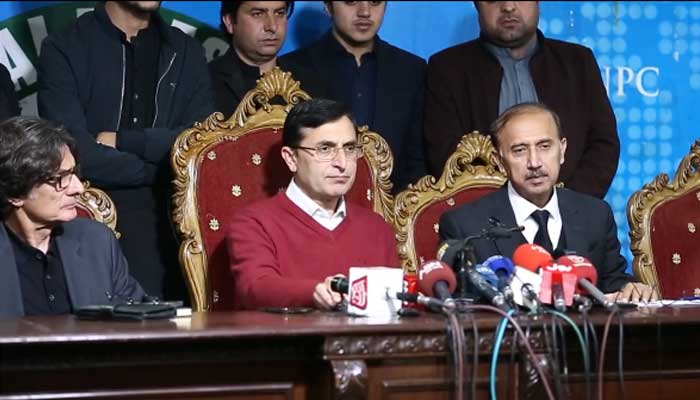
[294,143,364,161]
[45,167,81,191]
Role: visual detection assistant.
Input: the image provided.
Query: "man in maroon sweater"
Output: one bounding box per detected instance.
[227,98,400,310]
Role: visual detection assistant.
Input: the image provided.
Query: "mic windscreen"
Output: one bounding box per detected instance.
[436,239,462,267]
[512,243,552,272]
[484,255,515,277]
[417,260,457,297]
[557,255,598,288]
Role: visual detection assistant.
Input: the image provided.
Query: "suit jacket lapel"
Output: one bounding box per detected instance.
[55,229,90,309]
[557,189,587,253]
[374,38,393,134]
[220,49,248,103]
[0,224,23,316]
[490,186,528,258]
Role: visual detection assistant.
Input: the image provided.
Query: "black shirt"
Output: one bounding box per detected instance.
[5,224,72,315]
[325,34,377,127]
[117,21,160,132]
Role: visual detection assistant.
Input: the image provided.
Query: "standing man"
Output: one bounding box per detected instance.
[210,1,294,119]
[227,99,399,310]
[439,103,654,302]
[425,1,619,198]
[38,1,215,301]
[282,1,427,192]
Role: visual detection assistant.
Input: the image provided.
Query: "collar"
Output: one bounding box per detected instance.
[507,181,561,227]
[230,47,263,77]
[479,29,545,59]
[285,178,346,219]
[482,31,538,61]
[94,2,171,45]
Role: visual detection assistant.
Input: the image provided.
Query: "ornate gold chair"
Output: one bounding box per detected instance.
[393,132,507,274]
[171,67,395,311]
[628,140,700,299]
[75,182,119,238]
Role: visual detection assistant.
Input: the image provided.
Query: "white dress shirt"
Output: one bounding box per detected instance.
[285,179,346,231]
[507,182,562,249]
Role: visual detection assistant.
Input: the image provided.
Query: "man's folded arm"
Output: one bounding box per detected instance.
[38,38,157,189]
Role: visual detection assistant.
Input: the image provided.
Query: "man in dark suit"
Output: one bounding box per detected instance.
[425,1,618,198]
[439,103,654,302]
[281,1,427,192]
[0,117,145,318]
[210,1,294,119]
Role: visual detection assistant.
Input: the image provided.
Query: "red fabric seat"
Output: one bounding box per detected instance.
[393,132,506,274]
[171,68,395,311]
[628,140,700,299]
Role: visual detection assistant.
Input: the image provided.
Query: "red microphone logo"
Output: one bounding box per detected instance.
[349,275,368,310]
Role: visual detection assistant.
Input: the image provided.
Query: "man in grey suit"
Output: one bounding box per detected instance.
[0,117,145,318]
[439,103,655,302]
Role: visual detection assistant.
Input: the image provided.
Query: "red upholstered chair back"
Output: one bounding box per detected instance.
[75,183,119,238]
[393,132,506,274]
[628,140,700,299]
[171,68,395,311]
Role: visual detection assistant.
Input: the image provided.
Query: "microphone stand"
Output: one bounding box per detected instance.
[452,224,524,300]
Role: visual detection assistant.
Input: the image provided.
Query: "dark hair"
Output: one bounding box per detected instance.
[0,116,78,218]
[283,98,355,147]
[489,102,562,149]
[220,1,294,27]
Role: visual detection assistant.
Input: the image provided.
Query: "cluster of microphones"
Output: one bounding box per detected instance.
[332,241,614,315]
[400,241,613,314]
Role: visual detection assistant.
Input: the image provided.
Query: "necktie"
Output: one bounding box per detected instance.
[532,209,553,254]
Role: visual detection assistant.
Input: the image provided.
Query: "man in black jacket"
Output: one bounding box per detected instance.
[281,1,427,192]
[210,1,294,119]
[37,1,215,301]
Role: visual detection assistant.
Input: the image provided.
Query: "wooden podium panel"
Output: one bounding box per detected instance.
[1,307,700,399]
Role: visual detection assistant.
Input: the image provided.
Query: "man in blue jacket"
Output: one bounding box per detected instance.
[281,1,427,192]
[37,1,215,301]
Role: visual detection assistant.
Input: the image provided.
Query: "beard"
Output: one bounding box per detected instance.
[486,24,537,49]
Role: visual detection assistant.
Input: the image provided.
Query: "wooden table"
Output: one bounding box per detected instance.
[1,306,700,399]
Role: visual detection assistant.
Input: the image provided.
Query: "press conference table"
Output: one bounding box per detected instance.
[1,306,700,400]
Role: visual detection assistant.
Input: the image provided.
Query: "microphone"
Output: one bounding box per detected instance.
[483,255,516,303]
[330,276,349,294]
[482,225,525,239]
[417,260,457,304]
[466,265,512,311]
[512,243,553,273]
[539,259,577,312]
[436,239,463,268]
[556,255,612,308]
[395,292,455,311]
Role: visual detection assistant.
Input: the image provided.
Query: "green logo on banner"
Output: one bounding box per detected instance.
[0,1,227,115]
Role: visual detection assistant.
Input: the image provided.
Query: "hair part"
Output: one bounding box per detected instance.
[283,98,356,147]
[489,102,563,149]
[0,116,78,219]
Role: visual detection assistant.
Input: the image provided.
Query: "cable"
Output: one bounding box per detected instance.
[617,312,626,399]
[598,306,620,400]
[544,309,591,374]
[458,304,556,400]
[490,309,515,400]
[470,316,479,400]
[447,310,464,400]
